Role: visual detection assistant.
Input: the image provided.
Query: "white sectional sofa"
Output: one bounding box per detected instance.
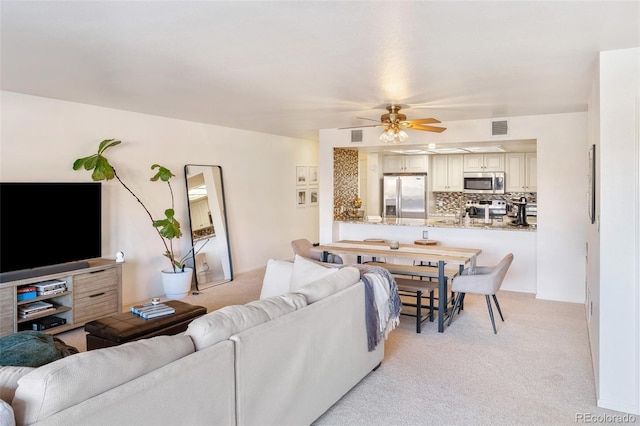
[1,259,397,426]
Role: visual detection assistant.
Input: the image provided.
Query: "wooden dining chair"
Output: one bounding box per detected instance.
[447,253,514,334]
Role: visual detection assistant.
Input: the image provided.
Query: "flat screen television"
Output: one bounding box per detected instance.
[0,182,102,282]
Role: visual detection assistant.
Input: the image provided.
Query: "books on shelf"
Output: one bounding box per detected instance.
[17,285,38,301]
[130,303,175,319]
[17,285,37,294]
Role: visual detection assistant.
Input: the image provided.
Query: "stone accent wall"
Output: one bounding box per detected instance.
[433,192,538,215]
[333,148,359,219]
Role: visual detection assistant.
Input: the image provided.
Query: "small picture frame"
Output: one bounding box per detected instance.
[297,189,307,207]
[296,166,307,186]
[308,166,318,184]
[309,188,318,206]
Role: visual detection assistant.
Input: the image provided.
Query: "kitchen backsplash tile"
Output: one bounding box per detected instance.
[333,148,359,219]
[433,192,537,215]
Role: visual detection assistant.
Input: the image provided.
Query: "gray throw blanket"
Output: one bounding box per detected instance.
[0,330,79,367]
[356,265,402,351]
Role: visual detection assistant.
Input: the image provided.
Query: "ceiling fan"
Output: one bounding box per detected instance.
[341,105,446,144]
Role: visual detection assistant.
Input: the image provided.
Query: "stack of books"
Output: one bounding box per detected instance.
[19,301,56,318]
[130,303,175,319]
[17,285,38,301]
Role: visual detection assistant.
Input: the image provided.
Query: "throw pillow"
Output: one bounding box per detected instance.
[289,254,338,292]
[259,259,294,299]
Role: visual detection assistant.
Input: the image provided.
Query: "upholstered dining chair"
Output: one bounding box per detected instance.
[447,253,514,334]
[291,239,343,264]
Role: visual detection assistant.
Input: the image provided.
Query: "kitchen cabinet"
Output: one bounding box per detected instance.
[431,154,463,191]
[189,198,212,230]
[463,153,505,172]
[505,153,537,192]
[384,155,427,173]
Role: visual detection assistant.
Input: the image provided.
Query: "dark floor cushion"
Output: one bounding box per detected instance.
[0,331,79,367]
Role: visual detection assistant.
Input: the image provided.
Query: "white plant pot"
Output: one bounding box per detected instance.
[161,267,193,300]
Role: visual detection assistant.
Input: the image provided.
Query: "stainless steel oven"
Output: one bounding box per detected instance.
[463,172,505,194]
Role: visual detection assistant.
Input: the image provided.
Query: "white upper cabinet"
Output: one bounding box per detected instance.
[384,155,427,173]
[431,154,463,192]
[505,153,537,192]
[463,153,505,172]
[190,198,212,230]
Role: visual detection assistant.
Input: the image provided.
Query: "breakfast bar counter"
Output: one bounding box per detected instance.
[335,216,537,231]
[332,218,537,294]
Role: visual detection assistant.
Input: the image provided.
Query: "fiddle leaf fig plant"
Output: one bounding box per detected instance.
[73,139,187,273]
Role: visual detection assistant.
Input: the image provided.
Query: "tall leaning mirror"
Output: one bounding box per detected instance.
[185,165,233,290]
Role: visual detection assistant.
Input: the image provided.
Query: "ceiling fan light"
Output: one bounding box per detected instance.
[379,127,395,143]
[379,126,409,144]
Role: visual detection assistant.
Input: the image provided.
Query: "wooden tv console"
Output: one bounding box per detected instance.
[0,259,122,337]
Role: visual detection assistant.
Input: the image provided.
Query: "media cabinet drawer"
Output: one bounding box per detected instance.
[0,287,16,336]
[74,289,119,324]
[73,268,118,298]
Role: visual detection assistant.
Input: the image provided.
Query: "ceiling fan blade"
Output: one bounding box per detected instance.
[405,124,447,133]
[356,117,384,124]
[402,118,441,125]
[338,124,385,130]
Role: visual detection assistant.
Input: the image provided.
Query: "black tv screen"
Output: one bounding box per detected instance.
[0,182,102,281]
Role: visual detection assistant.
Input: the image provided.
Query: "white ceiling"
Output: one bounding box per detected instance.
[1,1,638,142]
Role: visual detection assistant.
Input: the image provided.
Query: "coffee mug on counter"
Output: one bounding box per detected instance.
[389,240,399,250]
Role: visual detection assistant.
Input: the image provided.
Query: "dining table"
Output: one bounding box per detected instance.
[316,240,482,332]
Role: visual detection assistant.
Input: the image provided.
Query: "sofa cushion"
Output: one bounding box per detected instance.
[289,255,338,291]
[0,366,34,403]
[186,305,270,351]
[259,258,294,299]
[247,293,308,320]
[12,334,194,425]
[295,266,361,304]
[186,293,307,351]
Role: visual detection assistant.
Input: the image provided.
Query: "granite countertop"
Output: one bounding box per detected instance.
[335,216,537,231]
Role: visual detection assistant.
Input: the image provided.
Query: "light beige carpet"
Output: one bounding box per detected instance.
[57,268,637,425]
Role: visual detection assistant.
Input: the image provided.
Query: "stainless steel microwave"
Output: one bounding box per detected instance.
[463,172,505,194]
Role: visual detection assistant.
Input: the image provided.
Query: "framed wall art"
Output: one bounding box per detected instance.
[309,188,318,206]
[296,189,307,207]
[296,166,307,186]
[308,166,318,184]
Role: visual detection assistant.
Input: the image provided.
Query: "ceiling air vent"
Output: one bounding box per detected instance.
[492,120,508,136]
[351,129,363,143]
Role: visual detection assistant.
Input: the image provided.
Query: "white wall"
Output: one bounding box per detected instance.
[586,53,602,398]
[595,47,640,415]
[320,111,587,303]
[0,91,319,306]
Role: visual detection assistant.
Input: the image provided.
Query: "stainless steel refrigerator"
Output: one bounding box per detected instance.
[382,173,428,219]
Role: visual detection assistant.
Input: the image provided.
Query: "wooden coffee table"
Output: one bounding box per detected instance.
[84,300,207,350]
